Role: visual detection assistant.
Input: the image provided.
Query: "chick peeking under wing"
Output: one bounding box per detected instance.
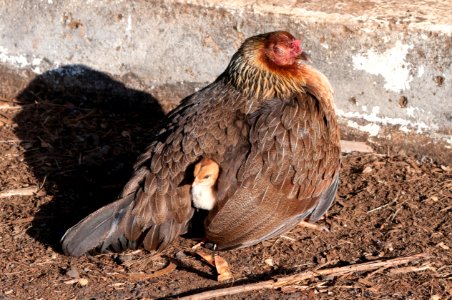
[191,158,219,211]
[191,158,232,282]
[192,157,328,233]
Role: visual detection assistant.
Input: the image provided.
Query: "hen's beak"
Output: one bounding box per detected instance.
[298,51,311,62]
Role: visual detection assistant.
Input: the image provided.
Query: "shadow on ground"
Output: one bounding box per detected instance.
[13,64,166,252]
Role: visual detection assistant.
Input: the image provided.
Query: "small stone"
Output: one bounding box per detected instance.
[66,266,80,279]
[121,130,130,138]
[322,275,335,281]
[118,254,133,264]
[264,258,274,267]
[399,96,408,108]
[78,278,89,286]
[429,196,439,202]
[175,250,187,260]
[362,166,373,174]
[385,242,394,252]
[433,75,444,87]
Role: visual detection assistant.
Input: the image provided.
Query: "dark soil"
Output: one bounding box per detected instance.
[0,75,450,299]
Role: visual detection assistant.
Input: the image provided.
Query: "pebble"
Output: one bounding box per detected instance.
[175,250,187,260]
[264,258,274,267]
[66,266,80,279]
[78,278,89,286]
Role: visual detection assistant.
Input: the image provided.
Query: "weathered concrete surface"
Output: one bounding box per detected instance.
[0,0,451,162]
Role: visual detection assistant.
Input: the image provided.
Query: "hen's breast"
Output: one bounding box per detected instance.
[191,185,216,210]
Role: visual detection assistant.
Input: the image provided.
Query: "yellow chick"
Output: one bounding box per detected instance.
[191,158,219,210]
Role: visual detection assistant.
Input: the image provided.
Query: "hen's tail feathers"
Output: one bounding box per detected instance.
[61,194,135,257]
[309,174,339,222]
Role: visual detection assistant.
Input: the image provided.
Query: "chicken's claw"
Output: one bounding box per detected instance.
[191,242,233,282]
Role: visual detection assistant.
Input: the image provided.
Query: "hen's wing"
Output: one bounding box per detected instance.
[205,91,341,250]
[61,81,246,256]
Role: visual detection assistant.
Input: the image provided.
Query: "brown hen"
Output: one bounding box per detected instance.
[61,31,341,256]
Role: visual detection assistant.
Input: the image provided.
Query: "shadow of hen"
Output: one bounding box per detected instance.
[13,64,165,251]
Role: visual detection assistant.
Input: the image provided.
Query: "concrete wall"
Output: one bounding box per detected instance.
[0,0,451,162]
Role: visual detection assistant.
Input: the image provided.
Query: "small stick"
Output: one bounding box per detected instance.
[0,186,39,198]
[179,253,428,300]
[298,220,329,232]
[0,97,20,102]
[387,207,403,223]
[113,262,177,280]
[279,235,296,242]
[367,200,396,214]
[0,102,22,110]
[389,264,433,275]
[0,140,22,143]
[440,206,451,212]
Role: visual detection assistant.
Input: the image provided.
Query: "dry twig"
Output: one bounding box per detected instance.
[112,262,177,280]
[389,264,433,275]
[0,102,22,110]
[367,200,397,214]
[179,253,428,300]
[298,220,329,232]
[0,186,39,199]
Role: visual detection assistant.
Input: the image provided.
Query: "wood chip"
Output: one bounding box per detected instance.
[63,279,79,285]
[440,165,451,172]
[437,242,449,250]
[362,166,373,174]
[264,258,274,267]
[298,220,329,232]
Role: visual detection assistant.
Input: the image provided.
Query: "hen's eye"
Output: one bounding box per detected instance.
[273,45,283,55]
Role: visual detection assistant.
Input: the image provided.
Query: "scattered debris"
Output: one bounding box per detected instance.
[179,254,429,300]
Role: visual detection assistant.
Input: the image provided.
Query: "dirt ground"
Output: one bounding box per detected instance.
[0,76,451,299]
